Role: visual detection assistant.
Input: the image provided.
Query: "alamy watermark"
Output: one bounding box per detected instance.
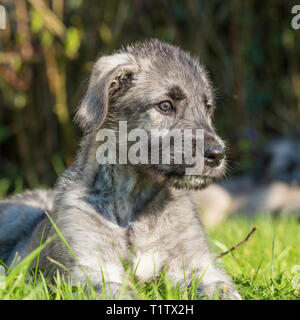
[291,5,300,30]
[95,121,205,175]
[0,5,5,29]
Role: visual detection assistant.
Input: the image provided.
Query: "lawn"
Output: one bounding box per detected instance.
[209,215,300,300]
[0,215,299,300]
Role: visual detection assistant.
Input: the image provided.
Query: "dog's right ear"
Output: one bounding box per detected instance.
[75,53,138,134]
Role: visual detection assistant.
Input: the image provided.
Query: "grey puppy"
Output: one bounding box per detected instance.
[0,39,241,299]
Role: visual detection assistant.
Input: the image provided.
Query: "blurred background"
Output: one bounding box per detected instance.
[0,0,299,225]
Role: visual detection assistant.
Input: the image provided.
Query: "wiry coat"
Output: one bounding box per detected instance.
[0,40,241,299]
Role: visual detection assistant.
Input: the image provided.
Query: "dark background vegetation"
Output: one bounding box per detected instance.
[0,0,299,196]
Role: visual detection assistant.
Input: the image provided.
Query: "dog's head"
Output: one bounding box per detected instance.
[75,39,226,190]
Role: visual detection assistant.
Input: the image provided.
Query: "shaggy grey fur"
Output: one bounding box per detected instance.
[0,39,241,299]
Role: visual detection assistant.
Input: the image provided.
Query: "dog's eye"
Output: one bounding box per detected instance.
[157,101,173,113]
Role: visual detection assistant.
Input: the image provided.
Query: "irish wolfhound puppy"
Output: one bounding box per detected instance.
[0,39,241,299]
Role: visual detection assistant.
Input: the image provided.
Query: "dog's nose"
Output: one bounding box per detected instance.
[204,145,225,167]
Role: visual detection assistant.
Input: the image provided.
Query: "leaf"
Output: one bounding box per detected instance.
[30,8,44,33]
[65,27,81,59]
[213,240,229,252]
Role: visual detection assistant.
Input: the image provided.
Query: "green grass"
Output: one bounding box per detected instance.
[210,215,300,300]
[0,215,299,300]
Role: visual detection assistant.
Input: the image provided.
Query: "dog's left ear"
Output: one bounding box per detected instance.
[75,53,138,134]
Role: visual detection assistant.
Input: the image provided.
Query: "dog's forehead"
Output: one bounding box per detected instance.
[132,50,212,101]
[137,59,212,104]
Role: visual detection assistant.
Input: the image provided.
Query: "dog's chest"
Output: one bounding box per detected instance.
[127,199,196,281]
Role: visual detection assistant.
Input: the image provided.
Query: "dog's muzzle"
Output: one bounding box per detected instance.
[204,144,225,168]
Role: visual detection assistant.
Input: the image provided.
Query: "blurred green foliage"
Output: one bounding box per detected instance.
[0,0,299,195]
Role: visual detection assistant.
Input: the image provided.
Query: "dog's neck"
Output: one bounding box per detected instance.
[57,134,172,226]
[86,162,171,227]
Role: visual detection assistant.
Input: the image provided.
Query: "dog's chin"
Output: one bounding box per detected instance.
[146,162,225,190]
[166,175,212,190]
[164,162,226,190]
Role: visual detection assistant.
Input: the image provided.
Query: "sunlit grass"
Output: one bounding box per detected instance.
[0,215,299,300]
[209,215,300,300]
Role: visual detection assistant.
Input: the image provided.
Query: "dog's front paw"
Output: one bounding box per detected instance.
[197,281,242,300]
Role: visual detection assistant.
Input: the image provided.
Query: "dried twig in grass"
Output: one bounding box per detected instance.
[216,226,258,260]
